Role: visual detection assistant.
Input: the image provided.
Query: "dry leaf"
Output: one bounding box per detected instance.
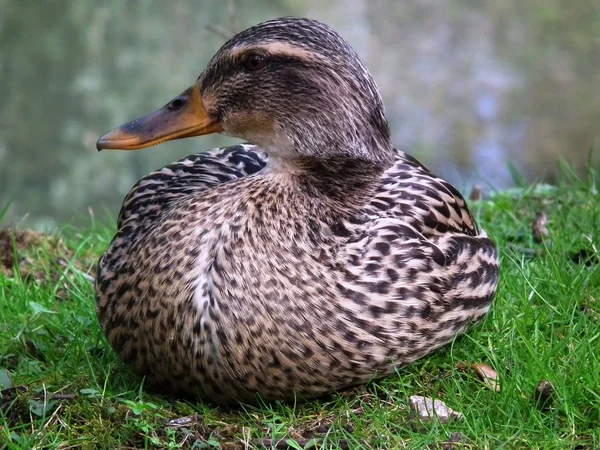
[472,363,501,392]
[457,362,501,392]
[409,395,463,422]
[167,414,203,427]
[532,212,549,242]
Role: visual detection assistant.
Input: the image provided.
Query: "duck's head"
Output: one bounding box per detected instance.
[97,17,393,168]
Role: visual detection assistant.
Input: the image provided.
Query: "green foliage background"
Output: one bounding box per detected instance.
[0,0,598,227]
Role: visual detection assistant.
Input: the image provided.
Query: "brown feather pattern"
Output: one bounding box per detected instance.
[96,145,499,404]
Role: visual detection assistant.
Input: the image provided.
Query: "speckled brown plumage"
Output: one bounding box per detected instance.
[95,17,499,404]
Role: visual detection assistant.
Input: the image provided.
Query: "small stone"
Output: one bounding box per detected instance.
[316,423,330,434]
[533,380,555,410]
[409,396,463,423]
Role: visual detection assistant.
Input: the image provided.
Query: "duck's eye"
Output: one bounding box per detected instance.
[244,53,267,71]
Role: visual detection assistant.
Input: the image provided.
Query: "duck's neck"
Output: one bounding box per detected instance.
[265,152,393,214]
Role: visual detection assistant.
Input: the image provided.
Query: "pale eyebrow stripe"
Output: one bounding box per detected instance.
[230,41,321,62]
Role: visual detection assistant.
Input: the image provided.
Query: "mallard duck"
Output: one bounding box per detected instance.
[95,17,499,404]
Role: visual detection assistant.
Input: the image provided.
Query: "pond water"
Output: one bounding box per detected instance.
[0,0,598,228]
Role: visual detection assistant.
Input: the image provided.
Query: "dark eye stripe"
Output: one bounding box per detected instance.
[201,53,312,92]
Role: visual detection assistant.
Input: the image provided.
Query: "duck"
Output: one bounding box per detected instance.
[95,17,500,405]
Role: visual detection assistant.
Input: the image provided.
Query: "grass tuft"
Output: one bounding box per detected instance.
[1,165,599,448]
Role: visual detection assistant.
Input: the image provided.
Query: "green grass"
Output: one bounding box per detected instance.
[1,165,599,449]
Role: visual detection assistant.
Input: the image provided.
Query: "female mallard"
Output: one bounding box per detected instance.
[96,17,499,404]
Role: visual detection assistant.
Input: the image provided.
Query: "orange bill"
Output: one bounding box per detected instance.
[96,83,222,151]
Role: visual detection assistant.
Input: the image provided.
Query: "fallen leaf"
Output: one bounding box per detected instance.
[532,212,549,242]
[409,396,463,423]
[471,363,501,392]
[168,414,203,427]
[457,362,501,392]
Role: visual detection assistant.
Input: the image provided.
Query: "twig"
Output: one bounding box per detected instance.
[205,24,233,40]
[205,0,239,39]
[15,213,30,229]
[47,393,77,400]
[226,0,239,33]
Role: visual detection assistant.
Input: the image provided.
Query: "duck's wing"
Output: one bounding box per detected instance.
[343,215,498,360]
[367,150,479,237]
[116,144,268,229]
[341,149,499,350]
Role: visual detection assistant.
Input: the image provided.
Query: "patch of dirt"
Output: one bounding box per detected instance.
[0,385,30,428]
[160,409,365,449]
[571,248,599,266]
[0,228,94,285]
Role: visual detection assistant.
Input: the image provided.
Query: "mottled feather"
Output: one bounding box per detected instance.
[96,17,499,405]
[96,144,499,403]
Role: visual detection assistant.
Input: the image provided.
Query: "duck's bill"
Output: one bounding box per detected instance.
[96,84,222,151]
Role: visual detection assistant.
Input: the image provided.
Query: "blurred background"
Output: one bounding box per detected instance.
[1,0,598,229]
